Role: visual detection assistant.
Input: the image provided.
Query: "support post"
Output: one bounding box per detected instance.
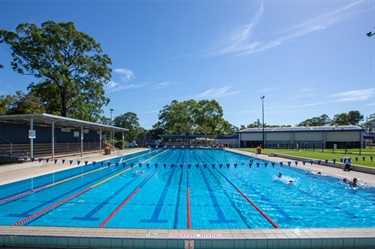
[52,121,55,161]
[100,129,102,154]
[81,125,83,157]
[122,132,124,150]
[30,118,34,158]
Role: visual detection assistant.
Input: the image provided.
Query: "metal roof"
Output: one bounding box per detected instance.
[238,125,365,133]
[0,113,128,133]
[159,134,215,139]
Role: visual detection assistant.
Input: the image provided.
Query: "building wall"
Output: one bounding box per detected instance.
[240,133,263,141]
[266,133,291,141]
[294,132,323,141]
[0,122,101,144]
[238,129,364,148]
[326,132,361,142]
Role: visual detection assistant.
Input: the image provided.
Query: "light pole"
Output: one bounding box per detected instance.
[110,109,114,148]
[110,109,114,125]
[260,96,265,148]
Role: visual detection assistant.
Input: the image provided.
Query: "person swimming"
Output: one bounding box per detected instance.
[277,172,282,178]
[342,178,358,187]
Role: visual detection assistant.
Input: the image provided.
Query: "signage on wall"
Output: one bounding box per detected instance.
[28,130,36,139]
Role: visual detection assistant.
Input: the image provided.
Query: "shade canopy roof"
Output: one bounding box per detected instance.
[0,113,128,133]
[159,134,215,140]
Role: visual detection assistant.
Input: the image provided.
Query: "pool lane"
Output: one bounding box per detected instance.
[3,150,171,227]
[100,149,186,229]
[3,148,373,229]
[188,149,272,229]
[195,149,278,228]
[0,149,162,204]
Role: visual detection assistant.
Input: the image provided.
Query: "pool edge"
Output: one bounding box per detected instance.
[1,226,374,249]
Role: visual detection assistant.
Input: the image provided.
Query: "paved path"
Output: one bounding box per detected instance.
[0,148,147,186]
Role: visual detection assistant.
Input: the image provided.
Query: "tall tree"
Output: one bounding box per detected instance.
[361,113,375,134]
[7,91,46,114]
[155,99,234,136]
[347,110,364,125]
[0,21,112,121]
[330,111,363,126]
[297,114,331,126]
[157,100,198,134]
[0,94,14,115]
[113,112,141,142]
[195,100,223,135]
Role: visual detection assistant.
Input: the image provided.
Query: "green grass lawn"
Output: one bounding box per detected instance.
[237,148,375,168]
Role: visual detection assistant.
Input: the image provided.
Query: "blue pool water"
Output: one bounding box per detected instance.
[0,148,374,229]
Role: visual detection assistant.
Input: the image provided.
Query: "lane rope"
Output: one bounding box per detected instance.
[12,150,169,226]
[1,150,159,203]
[215,169,279,228]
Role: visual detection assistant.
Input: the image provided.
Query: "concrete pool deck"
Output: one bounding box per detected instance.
[0,148,374,249]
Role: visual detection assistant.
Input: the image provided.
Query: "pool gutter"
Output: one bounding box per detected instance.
[1,226,374,249]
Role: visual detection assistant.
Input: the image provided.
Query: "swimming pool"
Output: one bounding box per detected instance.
[0,148,374,230]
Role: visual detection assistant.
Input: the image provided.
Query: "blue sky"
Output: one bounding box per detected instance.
[0,0,374,129]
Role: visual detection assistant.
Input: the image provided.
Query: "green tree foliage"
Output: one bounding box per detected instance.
[0,91,46,114]
[297,114,331,126]
[330,111,363,126]
[195,100,223,135]
[113,112,141,142]
[155,99,237,136]
[0,94,14,115]
[347,110,364,125]
[157,100,198,134]
[0,21,112,121]
[360,113,375,134]
[7,91,46,114]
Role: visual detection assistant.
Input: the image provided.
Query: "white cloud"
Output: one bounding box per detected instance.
[105,68,143,93]
[202,2,264,57]
[330,88,375,102]
[196,86,240,99]
[201,0,371,57]
[113,68,134,81]
[153,81,170,90]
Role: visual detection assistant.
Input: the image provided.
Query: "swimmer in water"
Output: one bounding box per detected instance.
[277,172,282,178]
[342,178,358,187]
[350,178,358,187]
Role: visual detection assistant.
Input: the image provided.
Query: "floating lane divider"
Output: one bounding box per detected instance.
[12,150,169,226]
[99,168,160,228]
[215,169,279,229]
[187,165,191,229]
[1,150,159,204]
